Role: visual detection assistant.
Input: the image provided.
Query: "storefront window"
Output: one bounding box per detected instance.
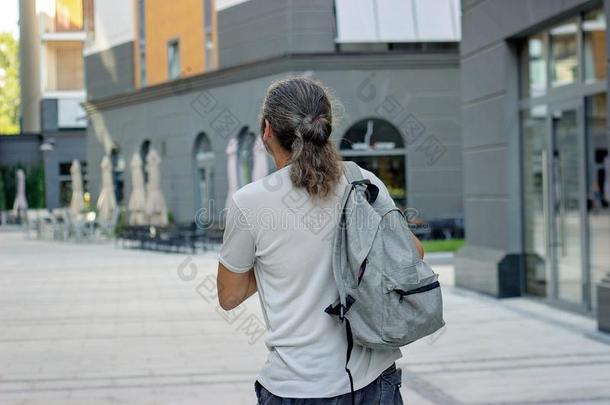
[193,132,214,212]
[550,20,578,87]
[237,128,255,187]
[523,34,547,98]
[347,155,406,209]
[583,8,607,83]
[340,119,407,209]
[340,118,405,151]
[140,140,151,183]
[522,106,548,297]
[110,148,125,205]
[520,9,609,311]
[586,93,610,311]
[523,10,606,97]
[552,107,583,305]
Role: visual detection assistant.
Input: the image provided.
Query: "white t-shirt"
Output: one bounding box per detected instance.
[218,163,401,398]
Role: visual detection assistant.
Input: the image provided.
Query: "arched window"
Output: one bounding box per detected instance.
[110,146,125,205]
[225,126,269,210]
[193,132,215,211]
[140,139,151,183]
[340,118,407,208]
[237,127,255,187]
[340,118,405,151]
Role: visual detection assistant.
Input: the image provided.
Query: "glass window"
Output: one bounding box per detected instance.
[522,105,548,297]
[55,0,83,32]
[550,20,578,87]
[347,155,406,209]
[45,42,84,91]
[167,39,181,80]
[341,119,407,208]
[138,0,147,86]
[586,93,610,312]
[110,148,125,205]
[340,119,405,150]
[583,9,607,83]
[237,129,255,187]
[204,0,217,71]
[194,133,215,212]
[59,179,72,207]
[551,107,583,304]
[523,34,547,98]
[140,139,151,183]
[83,0,95,41]
[59,162,72,176]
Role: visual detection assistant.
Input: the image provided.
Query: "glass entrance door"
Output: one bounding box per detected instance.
[585,93,610,313]
[549,106,586,307]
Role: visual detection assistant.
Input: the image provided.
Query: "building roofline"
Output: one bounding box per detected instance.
[84,51,459,112]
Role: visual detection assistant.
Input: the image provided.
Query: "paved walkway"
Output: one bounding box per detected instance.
[0,231,608,404]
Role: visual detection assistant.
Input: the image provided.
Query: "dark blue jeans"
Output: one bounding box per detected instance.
[254,363,404,405]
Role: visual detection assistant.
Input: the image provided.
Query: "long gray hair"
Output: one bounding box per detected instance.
[260,77,342,198]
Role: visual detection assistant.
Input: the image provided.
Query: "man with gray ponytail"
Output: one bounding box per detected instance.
[217,77,419,404]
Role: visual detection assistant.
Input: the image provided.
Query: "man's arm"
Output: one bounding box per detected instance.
[217,263,257,311]
[412,234,425,259]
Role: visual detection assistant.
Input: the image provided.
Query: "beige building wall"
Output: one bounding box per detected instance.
[19,0,42,133]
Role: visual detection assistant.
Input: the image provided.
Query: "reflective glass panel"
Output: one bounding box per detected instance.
[583,9,607,83]
[550,21,578,87]
[523,105,548,296]
[586,93,610,311]
[551,108,583,304]
[525,34,547,98]
[346,155,406,209]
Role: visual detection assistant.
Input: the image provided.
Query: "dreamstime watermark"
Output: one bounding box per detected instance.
[194,194,429,240]
[273,178,429,239]
[355,73,448,165]
[190,90,243,139]
[177,255,266,345]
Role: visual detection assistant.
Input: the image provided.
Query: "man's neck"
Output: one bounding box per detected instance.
[273,151,292,170]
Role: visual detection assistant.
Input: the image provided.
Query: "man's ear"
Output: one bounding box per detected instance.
[263,119,272,141]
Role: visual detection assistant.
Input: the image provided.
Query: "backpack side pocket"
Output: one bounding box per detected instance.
[381,262,444,345]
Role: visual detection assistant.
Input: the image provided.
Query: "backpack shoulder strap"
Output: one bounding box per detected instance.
[342,161,364,184]
[342,161,379,204]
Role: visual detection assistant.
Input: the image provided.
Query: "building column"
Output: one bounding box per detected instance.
[598,273,610,332]
[18,0,41,133]
[455,36,525,298]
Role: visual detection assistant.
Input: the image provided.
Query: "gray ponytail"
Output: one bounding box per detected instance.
[261,77,342,198]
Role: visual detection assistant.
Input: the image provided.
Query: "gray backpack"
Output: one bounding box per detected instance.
[325,161,444,398]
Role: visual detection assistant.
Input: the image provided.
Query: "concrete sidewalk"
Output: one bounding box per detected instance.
[0,231,608,404]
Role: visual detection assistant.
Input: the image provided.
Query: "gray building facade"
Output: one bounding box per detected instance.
[0,131,86,210]
[85,0,463,228]
[85,42,135,101]
[0,134,41,167]
[457,0,610,327]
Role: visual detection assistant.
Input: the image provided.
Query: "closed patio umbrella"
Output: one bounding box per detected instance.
[225,138,238,208]
[69,160,85,217]
[97,156,116,222]
[252,137,269,181]
[128,153,147,225]
[12,169,28,220]
[145,149,168,226]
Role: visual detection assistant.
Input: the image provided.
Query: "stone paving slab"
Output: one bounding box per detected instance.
[0,231,609,404]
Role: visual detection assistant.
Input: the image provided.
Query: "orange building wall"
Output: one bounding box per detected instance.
[134,0,215,88]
